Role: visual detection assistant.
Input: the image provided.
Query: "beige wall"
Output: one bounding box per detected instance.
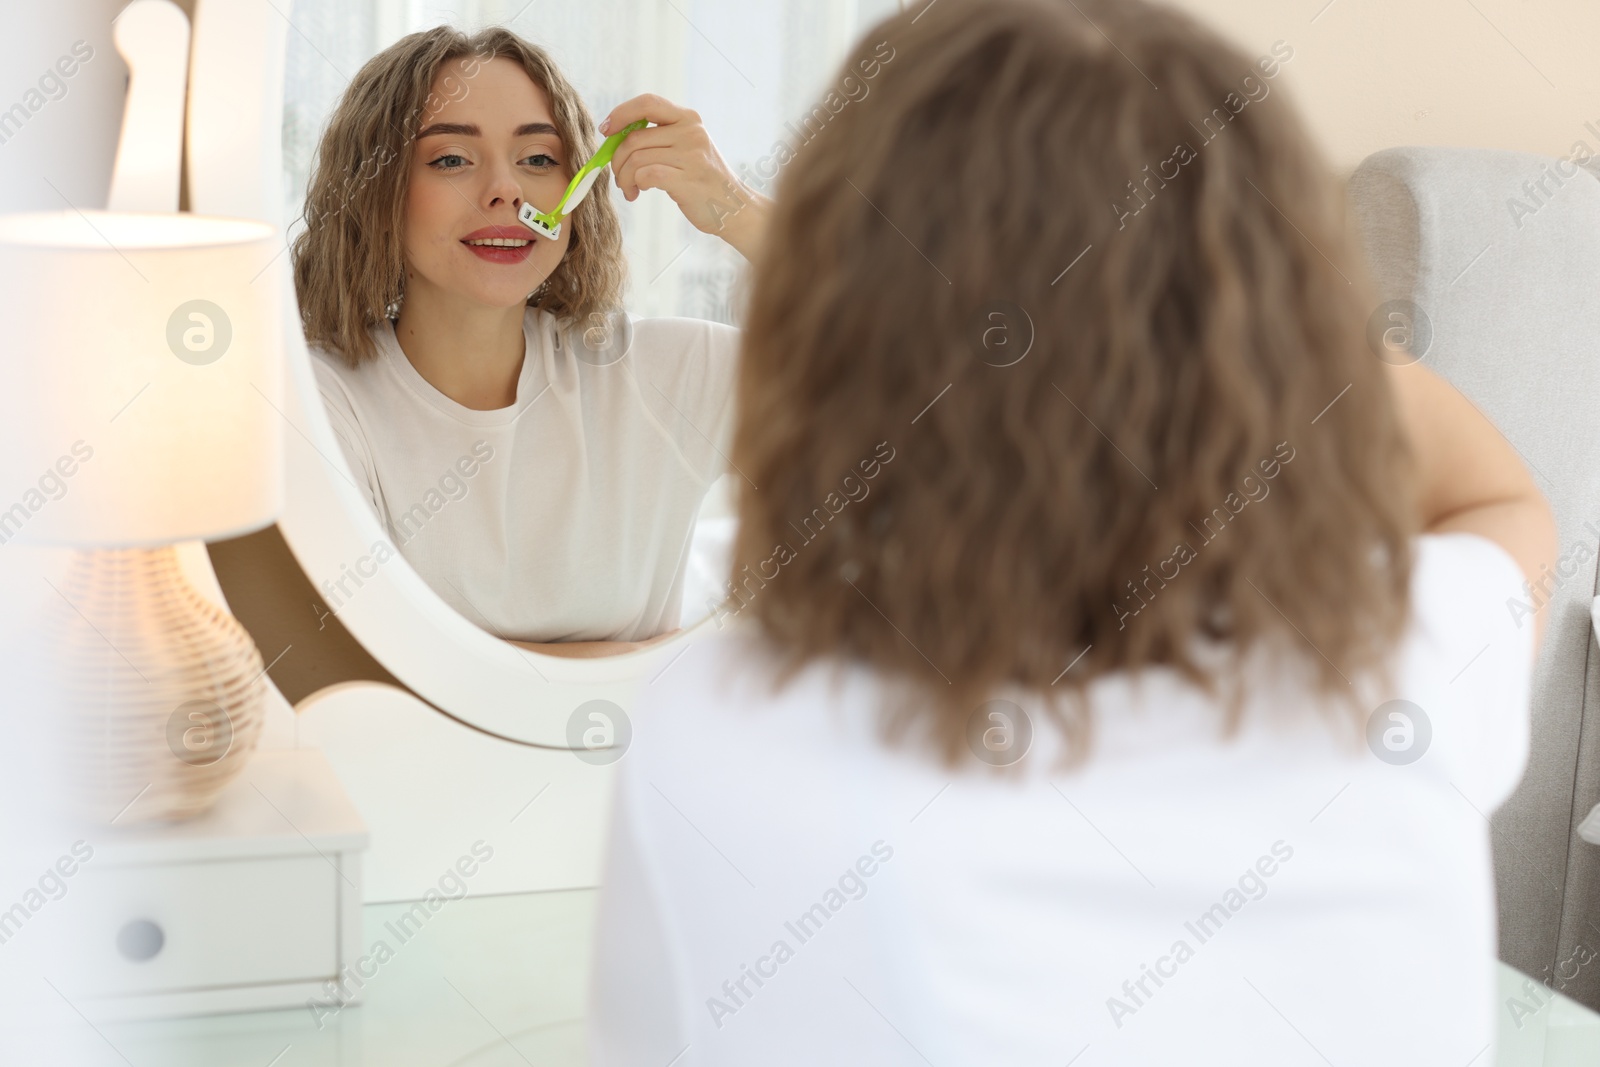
[1164,0,1600,175]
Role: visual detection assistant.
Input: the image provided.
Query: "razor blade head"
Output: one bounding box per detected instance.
[517,201,563,240]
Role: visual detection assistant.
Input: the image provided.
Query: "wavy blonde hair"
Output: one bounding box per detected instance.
[291,26,626,367]
[729,0,1419,765]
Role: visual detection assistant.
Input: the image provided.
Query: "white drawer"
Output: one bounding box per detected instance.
[70,854,341,997]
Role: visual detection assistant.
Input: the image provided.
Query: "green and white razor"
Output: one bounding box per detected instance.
[518,118,649,240]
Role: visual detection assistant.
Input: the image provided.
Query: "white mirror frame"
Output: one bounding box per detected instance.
[186,0,713,748]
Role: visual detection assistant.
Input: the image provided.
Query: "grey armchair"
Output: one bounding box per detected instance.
[1347,145,1600,1010]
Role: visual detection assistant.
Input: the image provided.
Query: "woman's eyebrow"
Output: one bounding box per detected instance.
[415,121,559,139]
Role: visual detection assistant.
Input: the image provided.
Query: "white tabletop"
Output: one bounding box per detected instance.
[85,889,1600,1065]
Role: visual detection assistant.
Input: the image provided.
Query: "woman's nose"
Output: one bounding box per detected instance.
[484,164,524,209]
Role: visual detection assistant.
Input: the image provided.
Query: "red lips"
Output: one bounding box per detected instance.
[461,223,536,264]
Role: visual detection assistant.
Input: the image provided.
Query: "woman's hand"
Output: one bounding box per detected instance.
[599,94,773,263]
[507,628,683,659]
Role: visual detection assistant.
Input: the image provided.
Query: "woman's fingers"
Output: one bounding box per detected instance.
[598,93,698,136]
[596,93,716,201]
[609,126,691,197]
[613,146,688,201]
[594,91,771,258]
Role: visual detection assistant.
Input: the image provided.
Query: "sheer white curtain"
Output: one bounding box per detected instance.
[281,0,903,325]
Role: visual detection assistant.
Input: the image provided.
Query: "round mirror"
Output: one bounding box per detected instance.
[185,1,809,747]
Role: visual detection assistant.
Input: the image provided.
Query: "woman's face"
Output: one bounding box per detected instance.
[404,56,575,310]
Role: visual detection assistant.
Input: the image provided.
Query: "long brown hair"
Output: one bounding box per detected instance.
[728,0,1418,765]
[291,26,626,367]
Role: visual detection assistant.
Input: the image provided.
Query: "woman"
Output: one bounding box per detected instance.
[292,26,770,656]
[588,0,1556,1062]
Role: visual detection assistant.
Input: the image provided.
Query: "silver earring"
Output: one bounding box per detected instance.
[528,279,550,304]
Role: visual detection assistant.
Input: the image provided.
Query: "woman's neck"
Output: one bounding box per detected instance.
[392,284,528,410]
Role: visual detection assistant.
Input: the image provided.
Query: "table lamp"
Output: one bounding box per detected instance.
[0,209,284,824]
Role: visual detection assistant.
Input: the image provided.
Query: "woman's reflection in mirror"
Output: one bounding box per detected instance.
[290,27,772,658]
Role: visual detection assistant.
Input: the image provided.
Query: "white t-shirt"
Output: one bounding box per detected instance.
[589,532,1533,1065]
[309,308,737,642]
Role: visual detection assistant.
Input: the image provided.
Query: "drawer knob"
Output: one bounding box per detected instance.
[116,919,165,962]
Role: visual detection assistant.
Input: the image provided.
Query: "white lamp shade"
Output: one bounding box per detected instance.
[0,210,284,547]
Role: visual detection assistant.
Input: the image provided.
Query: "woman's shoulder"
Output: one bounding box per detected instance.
[539,307,736,355]
[633,314,740,366]
[307,318,390,370]
[1408,530,1528,629]
[306,339,352,378]
[1400,529,1535,702]
[304,322,399,424]
[305,318,399,390]
[628,315,742,400]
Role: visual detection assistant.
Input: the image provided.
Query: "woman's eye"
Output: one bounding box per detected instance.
[524,153,559,169]
[428,153,468,171]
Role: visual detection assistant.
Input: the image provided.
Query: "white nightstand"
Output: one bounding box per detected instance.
[58,748,368,1022]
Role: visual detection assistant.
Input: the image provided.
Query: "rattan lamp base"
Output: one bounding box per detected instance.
[45,545,266,824]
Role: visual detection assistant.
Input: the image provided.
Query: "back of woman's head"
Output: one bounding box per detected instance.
[730,0,1419,763]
